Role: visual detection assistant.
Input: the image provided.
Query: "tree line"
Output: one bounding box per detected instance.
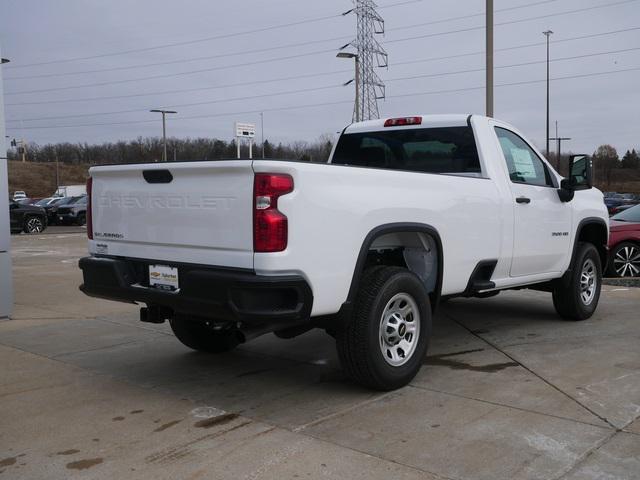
[590,145,639,188]
[6,135,335,165]
[6,135,640,190]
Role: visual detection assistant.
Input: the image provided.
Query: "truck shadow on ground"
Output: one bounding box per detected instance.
[56,293,577,427]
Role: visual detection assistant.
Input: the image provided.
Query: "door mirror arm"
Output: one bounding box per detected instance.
[557,179,575,202]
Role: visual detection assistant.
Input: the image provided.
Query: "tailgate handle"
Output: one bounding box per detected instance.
[143,170,173,184]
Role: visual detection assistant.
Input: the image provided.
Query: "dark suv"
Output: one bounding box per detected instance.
[9,199,48,234]
[56,195,87,225]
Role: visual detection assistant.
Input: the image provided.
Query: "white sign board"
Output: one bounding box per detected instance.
[235,122,256,138]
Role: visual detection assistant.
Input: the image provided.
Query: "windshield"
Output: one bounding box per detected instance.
[612,204,640,222]
[36,198,52,206]
[56,197,78,206]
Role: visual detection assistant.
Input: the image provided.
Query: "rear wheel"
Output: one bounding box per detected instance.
[169,318,240,353]
[23,216,44,234]
[552,242,602,320]
[607,242,640,278]
[337,266,431,390]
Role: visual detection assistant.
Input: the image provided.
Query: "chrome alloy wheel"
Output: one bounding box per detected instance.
[613,245,640,277]
[580,258,597,305]
[379,292,420,367]
[26,217,43,233]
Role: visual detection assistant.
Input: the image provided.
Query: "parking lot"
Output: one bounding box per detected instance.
[1,231,639,479]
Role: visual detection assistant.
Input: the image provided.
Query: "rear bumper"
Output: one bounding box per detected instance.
[79,256,313,326]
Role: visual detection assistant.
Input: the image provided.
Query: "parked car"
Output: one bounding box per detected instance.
[607,204,640,277]
[604,193,638,215]
[35,197,60,206]
[56,195,87,225]
[43,196,82,224]
[609,203,636,216]
[79,114,608,390]
[13,191,27,200]
[36,197,64,224]
[9,199,48,234]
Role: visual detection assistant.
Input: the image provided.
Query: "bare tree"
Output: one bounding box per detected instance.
[592,144,619,188]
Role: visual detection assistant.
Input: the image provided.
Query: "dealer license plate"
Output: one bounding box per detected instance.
[149,264,179,291]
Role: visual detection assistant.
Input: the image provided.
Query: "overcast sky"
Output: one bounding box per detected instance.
[1,0,639,155]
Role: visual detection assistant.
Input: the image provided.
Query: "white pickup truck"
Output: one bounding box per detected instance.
[79,114,608,390]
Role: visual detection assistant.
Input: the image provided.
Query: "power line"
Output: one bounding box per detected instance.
[10,45,640,124]
[4,0,419,70]
[5,69,351,106]
[392,26,640,68]
[4,47,338,95]
[3,36,352,81]
[7,26,639,107]
[385,0,560,32]
[6,0,637,96]
[384,0,640,46]
[8,85,343,122]
[3,0,561,81]
[9,65,640,130]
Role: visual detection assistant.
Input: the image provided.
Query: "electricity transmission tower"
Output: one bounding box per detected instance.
[339,0,388,122]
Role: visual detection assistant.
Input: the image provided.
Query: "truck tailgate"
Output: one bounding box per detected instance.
[89,161,254,269]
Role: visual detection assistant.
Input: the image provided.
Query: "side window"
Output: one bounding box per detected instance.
[495,127,553,187]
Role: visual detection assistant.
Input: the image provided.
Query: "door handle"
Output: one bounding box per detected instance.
[516,196,531,204]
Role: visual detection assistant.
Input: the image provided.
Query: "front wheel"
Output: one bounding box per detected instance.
[337,266,431,390]
[24,216,45,234]
[552,242,602,321]
[169,318,240,353]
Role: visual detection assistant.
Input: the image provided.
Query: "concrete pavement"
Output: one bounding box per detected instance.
[1,232,639,479]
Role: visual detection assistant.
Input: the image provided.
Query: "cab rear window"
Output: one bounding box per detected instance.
[331,126,482,175]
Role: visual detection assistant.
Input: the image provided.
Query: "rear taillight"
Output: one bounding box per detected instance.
[86,177,93,240]
[253,173,293,252]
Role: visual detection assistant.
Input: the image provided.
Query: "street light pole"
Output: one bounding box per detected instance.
[336,52,360,122]
[543,30,553,157]
[486,0,493,117]
[150,109,177,162]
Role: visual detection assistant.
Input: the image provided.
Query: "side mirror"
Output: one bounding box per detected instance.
[568,154,593,190]
[557,154,592,202]
[9,202,19,209]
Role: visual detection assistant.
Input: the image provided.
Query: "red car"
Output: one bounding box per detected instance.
[608,204,640,277]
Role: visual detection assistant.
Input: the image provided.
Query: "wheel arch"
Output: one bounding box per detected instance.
[574,217,608,268]
[346,222,443,312]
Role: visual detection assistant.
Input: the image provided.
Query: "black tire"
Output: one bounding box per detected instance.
[169,318,240,353]
[76,213,86,226]
[337,266,431,390]
[607,241,640,278]
[552,242,602,321]
[23,216,45,234]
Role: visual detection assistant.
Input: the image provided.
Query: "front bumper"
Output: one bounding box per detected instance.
[57,212,79,224]
[79,256,313,326]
